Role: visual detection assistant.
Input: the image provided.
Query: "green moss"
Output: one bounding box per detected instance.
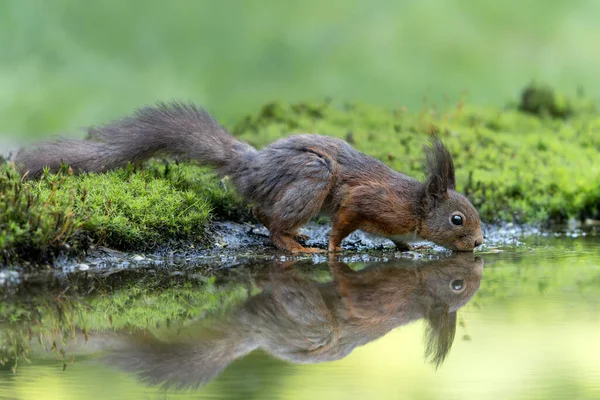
[0,164,87,265]
[1,161,248,265]
[518,83,572,118]
[25,162,240,251]
[2,85,600,265]
[516,83,596,119]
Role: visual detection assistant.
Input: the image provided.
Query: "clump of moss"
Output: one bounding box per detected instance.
[0,163,88,265]
[518,83,573,118]
[516,82,597,119]
[1,160,249,265]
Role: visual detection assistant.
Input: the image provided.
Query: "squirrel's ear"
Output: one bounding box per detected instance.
[447,166,456,191]
[425,175,449,205]
[424,135,456,194]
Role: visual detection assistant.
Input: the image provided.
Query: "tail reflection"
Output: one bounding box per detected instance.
[106,254,483,389]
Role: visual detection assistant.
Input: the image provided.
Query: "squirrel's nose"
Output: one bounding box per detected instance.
[474,239,482,248]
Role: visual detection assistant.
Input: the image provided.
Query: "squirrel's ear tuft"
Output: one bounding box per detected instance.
[425,174,447,204]
[424,307,457,369]
[424,135,456,194]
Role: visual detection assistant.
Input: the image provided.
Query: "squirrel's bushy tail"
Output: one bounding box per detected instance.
[15,102,256,178]
[105,327,256,390]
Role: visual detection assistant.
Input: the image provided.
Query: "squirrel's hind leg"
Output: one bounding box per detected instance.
[253,207,310,243]
[270,231,326,254]
[254,206,325,254]
[250,148,336,254]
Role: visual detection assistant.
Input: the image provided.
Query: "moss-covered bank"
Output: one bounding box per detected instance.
[0,161,250,265]
[1,84,599,265]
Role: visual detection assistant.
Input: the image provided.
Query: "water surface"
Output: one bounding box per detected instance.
[1,234,599,400]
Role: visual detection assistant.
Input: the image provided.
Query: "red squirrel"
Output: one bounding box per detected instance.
[15,102,483,253]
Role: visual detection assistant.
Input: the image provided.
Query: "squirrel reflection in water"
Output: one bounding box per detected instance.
[106,254,483,389]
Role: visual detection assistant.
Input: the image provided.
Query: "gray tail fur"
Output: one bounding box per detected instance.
[105,326,256,391]
[14,102,256,179]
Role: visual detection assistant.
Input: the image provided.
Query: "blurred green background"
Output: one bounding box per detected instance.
[1,0,599,143]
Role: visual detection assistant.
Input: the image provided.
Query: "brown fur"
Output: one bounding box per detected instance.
[97,254,483,390]
[14,102,483,253]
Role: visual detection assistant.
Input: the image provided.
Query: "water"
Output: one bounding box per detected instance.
[1,233,599,400]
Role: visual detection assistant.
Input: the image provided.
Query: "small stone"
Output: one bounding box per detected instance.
[78,264,90,271]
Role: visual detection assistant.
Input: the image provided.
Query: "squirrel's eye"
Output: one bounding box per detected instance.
[450,214,463,226]
[450,279,464,291]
